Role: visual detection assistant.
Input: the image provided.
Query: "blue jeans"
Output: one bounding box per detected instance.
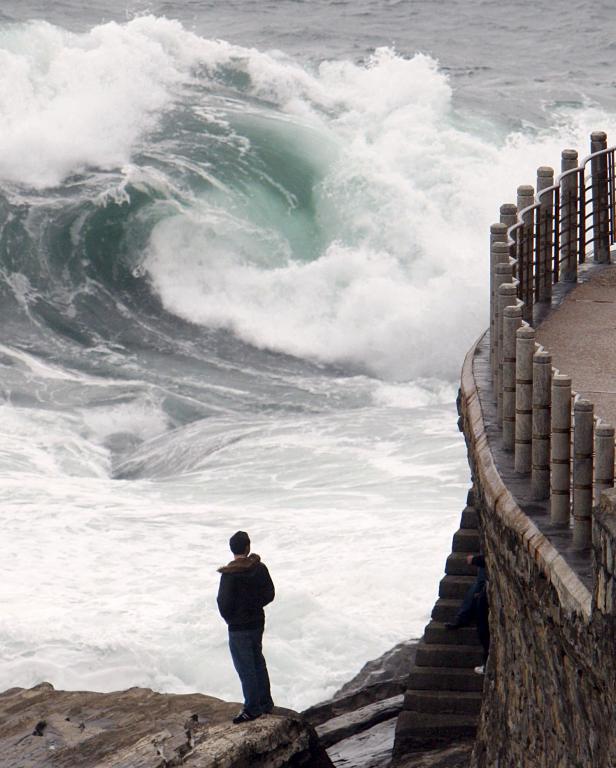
[228,628,274,716]
[456,577,486,626]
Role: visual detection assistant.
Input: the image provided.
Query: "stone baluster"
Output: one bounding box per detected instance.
[573,398,594,549]
[532,350,552,500]
[493,259,513,398]
[551,374,572,525]
[536,167,554,301]
[502,304,522,450]
[590,131,610,264]
[500,203,518,229]
[517,185,535,322]
[560,149,579,282]
[497,281,517,424]
[491,242,511,386]
[515,325,535,474]
[490,225,508,378]
[594,422,615,505]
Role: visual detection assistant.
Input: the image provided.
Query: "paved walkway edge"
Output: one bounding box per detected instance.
[461,332,591,621]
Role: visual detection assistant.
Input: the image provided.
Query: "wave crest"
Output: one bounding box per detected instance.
[1,16,615,380]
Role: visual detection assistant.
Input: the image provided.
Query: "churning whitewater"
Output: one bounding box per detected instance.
[1,9,616,710]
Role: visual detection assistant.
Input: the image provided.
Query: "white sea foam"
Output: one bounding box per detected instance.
[0,399,468,710]
[0,404,110,478]
[372,381,457,409]
[0,17,614,377]
[0,15,615,712]
[139,31,616,380]
[0,17,195,187]
[80,397,169,444]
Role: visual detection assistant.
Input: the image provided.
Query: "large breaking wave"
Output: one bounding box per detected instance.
[1,14,615,710]
[0,15,611,380]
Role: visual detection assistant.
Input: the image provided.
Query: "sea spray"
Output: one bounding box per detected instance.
[0,12,614,711]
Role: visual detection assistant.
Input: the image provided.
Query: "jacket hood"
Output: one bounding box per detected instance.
[218,553,261,574]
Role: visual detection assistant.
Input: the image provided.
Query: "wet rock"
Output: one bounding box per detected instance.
[335,641,418,698]
[0,683,333,768]
[327,719,473,768]
[327,718,397,768]
[393,738,474,767]
[304,641,417,727]
[316,695,404,749]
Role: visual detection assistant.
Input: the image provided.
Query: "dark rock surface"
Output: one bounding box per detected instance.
[301,641,419,767]
[303,641,417,728]
[0,682,333,768]
[394,739,474,768]
[316,696,404,749]
[334,642,419,699]
[326,718,473,768]
[327,718,397,768]
[303,625,476,767]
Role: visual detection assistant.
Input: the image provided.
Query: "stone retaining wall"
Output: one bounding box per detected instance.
[459,338,616,768]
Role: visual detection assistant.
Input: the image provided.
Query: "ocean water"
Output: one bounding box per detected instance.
[1,1,616,711]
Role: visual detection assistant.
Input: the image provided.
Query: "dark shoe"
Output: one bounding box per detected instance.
[232,710,261,724]
[262,706,274,714]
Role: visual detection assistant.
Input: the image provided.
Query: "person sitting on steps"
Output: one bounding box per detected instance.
[445,552,489,675]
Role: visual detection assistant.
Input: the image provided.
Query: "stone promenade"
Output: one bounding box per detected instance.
[536,263,616,428]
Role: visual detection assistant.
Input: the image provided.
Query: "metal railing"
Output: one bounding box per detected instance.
[507,132,616,322]
[488,131,616,550]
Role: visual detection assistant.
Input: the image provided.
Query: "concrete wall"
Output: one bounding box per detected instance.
[459,338,616,768]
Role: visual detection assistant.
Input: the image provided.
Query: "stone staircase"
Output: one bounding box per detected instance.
[393,498,484,756]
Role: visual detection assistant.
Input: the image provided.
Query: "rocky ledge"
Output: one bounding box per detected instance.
[0,682,332,768]
[2,533,481,768]
[301,640,474,768]
[1,637,475,768]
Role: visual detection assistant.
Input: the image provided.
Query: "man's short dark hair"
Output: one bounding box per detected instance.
[230,531,250,555]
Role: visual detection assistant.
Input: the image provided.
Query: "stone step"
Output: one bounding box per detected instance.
[431,598,475,625]
[415,643,484,669]
[394,710,478,752]
[403,689,483,716]
[445,552,479,576]
[407,666,485,693]
[423,621,481,647]
[460,506,479,529]
[452,528,480,553]
[438,575,476,600]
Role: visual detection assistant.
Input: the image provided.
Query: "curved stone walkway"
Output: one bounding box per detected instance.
[536,263,616,427]
[473,335,594,591]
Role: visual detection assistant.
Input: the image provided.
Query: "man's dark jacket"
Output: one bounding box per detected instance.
[217,553,275,632]
[472,554,487,589]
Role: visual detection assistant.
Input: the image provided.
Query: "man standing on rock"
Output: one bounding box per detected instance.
[217,530,276,723]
